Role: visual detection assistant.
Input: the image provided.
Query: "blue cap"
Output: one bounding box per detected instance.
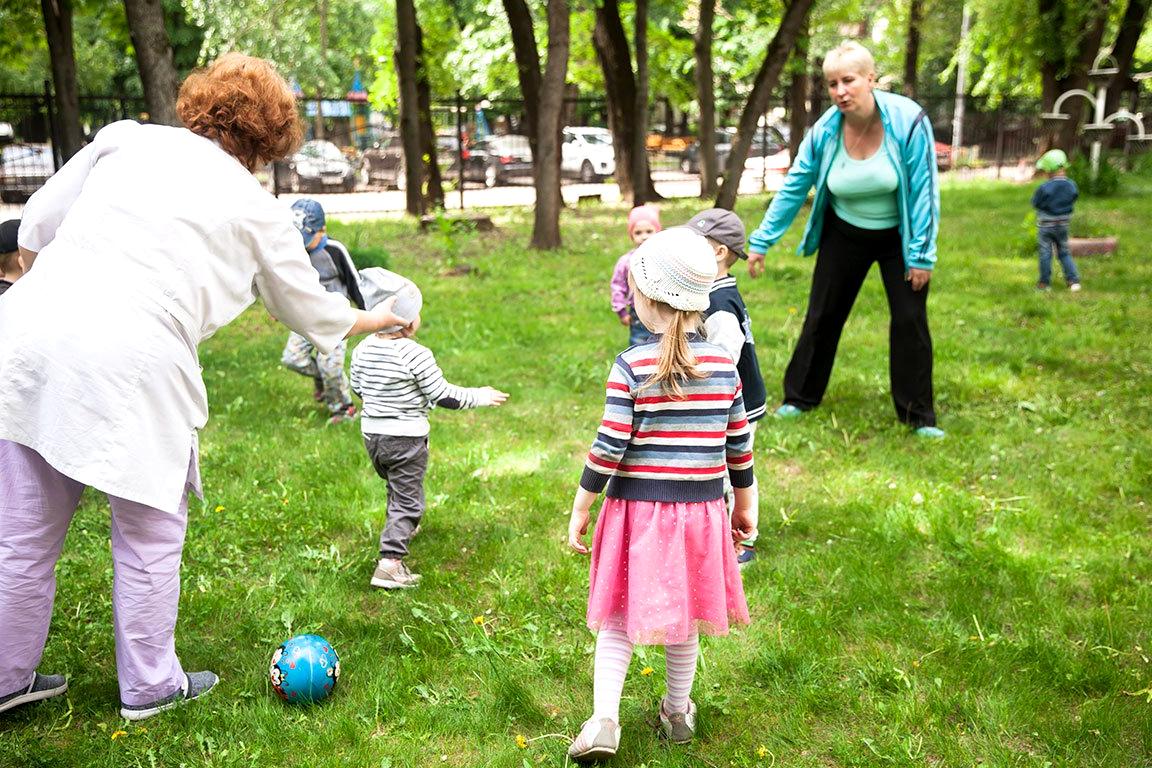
[291,199,325,246]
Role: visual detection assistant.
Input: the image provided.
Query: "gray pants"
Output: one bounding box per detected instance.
[364,434,429,560]
[281,332,352,415]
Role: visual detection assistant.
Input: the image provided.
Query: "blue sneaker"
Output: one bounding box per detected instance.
[774,404,804,419]
[737,546,757,569]
[914,426,946,439]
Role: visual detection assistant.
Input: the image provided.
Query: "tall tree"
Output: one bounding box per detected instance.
[903,0,925,98]
[415,21,445,210]
[502,0,542,162]
[1036,0,1111,151]
[592,0,657,204]
[1104,0,1151,116]
[787,19,810,160]
[532,0,571,250]
[716,0,816,210]
[396,0,425,215]
[122,0,180,126]
[41,0,83,163]
[631,0,651,205]
[693,0,719,198]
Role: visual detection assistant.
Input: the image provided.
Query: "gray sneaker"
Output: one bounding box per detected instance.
[567,717,621,762]
[370,558,422,589]
[120,671,218,721]
[0,672,68,714]
[658,697,697,744]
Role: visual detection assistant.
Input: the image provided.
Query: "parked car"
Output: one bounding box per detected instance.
[285,140,356,192]
[562,127,616,182]
[0,143,55,203]
[359,133,463,190]
[680,127,787,174]
[463,134,534,187]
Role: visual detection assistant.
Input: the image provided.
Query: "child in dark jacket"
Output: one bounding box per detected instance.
[1032,150,1081,292]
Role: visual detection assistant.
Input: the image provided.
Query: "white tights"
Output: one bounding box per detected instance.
[592,629,700,722]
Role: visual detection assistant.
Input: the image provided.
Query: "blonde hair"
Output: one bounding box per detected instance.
[177,53,302,171]
[823,41,876,79]
[637,298,708,399]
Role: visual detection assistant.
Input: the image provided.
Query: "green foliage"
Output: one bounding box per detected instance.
[4,178,1152,766]
[1067,152,1122,197]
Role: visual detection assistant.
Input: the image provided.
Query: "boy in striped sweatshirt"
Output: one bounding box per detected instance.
[350,270,509,589]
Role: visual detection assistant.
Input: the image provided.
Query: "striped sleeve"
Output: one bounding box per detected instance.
[579,358,635,493]
[725,381,754,488]
[408,344,485,409]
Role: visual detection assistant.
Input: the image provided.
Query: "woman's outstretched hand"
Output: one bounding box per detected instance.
[747,250,766,279]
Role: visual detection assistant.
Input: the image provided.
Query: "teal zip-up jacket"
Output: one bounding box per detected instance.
[748,89,940,271]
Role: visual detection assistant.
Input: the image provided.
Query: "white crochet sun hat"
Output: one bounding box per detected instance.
[357,267,423,332]
[629,226,717,312]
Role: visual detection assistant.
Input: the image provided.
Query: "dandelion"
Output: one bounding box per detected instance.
[515,734,528,749]
[214,505,225,513]
[640,666,654,676]
[757,745,769,758]
[788,306,797,314]
[110,730,128,741]
[472,616,485,626]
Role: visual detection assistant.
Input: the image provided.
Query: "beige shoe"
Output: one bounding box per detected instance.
[658,697,697,744]
[567,717,620,762]
[370,558,421,589]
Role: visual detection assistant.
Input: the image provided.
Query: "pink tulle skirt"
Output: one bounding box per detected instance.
[586,497,750,645]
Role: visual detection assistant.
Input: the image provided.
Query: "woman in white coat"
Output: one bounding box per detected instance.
[0,54,406,720]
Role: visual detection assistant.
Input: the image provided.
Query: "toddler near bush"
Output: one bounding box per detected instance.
[1032,149,1081,292]
[609,204,661,345]
[567,227,753,761]
[350,270,508,589]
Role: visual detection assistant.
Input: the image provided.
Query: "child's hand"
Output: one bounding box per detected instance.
[568,507,591,554]
[730,505,754,545]
[618,314,631,326]
[481,387,510,406]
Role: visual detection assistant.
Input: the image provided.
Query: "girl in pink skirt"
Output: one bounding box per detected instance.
[567,227,755,761]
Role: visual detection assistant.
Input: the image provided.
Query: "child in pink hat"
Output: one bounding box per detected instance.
[608,204,661,345]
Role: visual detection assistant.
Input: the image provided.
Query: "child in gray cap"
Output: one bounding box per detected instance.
[350,269,510,589]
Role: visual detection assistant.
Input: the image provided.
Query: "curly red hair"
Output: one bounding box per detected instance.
[177,53,302,171]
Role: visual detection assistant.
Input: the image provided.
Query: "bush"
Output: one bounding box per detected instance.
[1066,151,1121,196]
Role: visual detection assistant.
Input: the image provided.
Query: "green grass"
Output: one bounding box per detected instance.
[3,175,1152,767]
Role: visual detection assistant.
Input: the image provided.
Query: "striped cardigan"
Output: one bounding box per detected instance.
[580,335,755,503]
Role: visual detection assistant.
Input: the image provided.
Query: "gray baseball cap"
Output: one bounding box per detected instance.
[358,267,422,332]
[685,208,748,260]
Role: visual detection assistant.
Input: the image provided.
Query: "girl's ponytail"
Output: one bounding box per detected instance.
[645,309,707,399]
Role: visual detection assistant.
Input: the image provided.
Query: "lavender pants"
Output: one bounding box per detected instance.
[0,439,190,706]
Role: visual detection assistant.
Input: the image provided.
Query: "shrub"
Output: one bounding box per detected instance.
[1066,151,1121,196]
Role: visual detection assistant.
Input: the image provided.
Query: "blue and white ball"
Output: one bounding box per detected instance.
[270,634,340,703]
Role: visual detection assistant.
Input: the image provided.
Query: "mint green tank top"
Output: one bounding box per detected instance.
[827,132,899,230]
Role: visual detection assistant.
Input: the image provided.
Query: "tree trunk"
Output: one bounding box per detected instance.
[416,54,444,210]
[315,0,328,140]
[1104,0,1151,117]
[1038,0,1110,152]
[694,0,718,198]
[395,0,424,215]
[809,56,826,125]
[716,0,815,210]
[592,0,657,204]
[787,19,809,161]
[532,0,570,250]
[631,0,650,205]
[122,0,181,126]
[903,0,924,99]
[503,0,542,161]
[41,0,82,162]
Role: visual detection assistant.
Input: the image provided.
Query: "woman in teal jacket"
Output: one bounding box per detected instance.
[747,41,944,437]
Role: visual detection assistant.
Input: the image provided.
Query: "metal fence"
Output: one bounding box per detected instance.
[3,85,1148,209]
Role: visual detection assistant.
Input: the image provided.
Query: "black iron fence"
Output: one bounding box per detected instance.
[3,85,1148,207]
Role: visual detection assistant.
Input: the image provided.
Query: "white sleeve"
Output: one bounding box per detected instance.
[18,121,139,254]
[704,311,744,364]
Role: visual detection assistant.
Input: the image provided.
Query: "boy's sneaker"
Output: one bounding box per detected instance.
[371,558,421,589]
[1069,283,1082,292]
[568,717,621,762]
[737,545,757,569]
[0,672,68,714]
[119,671,218,721]
[658,698,697,744]
[326,404,357,425]
[1036,282,1051,292]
